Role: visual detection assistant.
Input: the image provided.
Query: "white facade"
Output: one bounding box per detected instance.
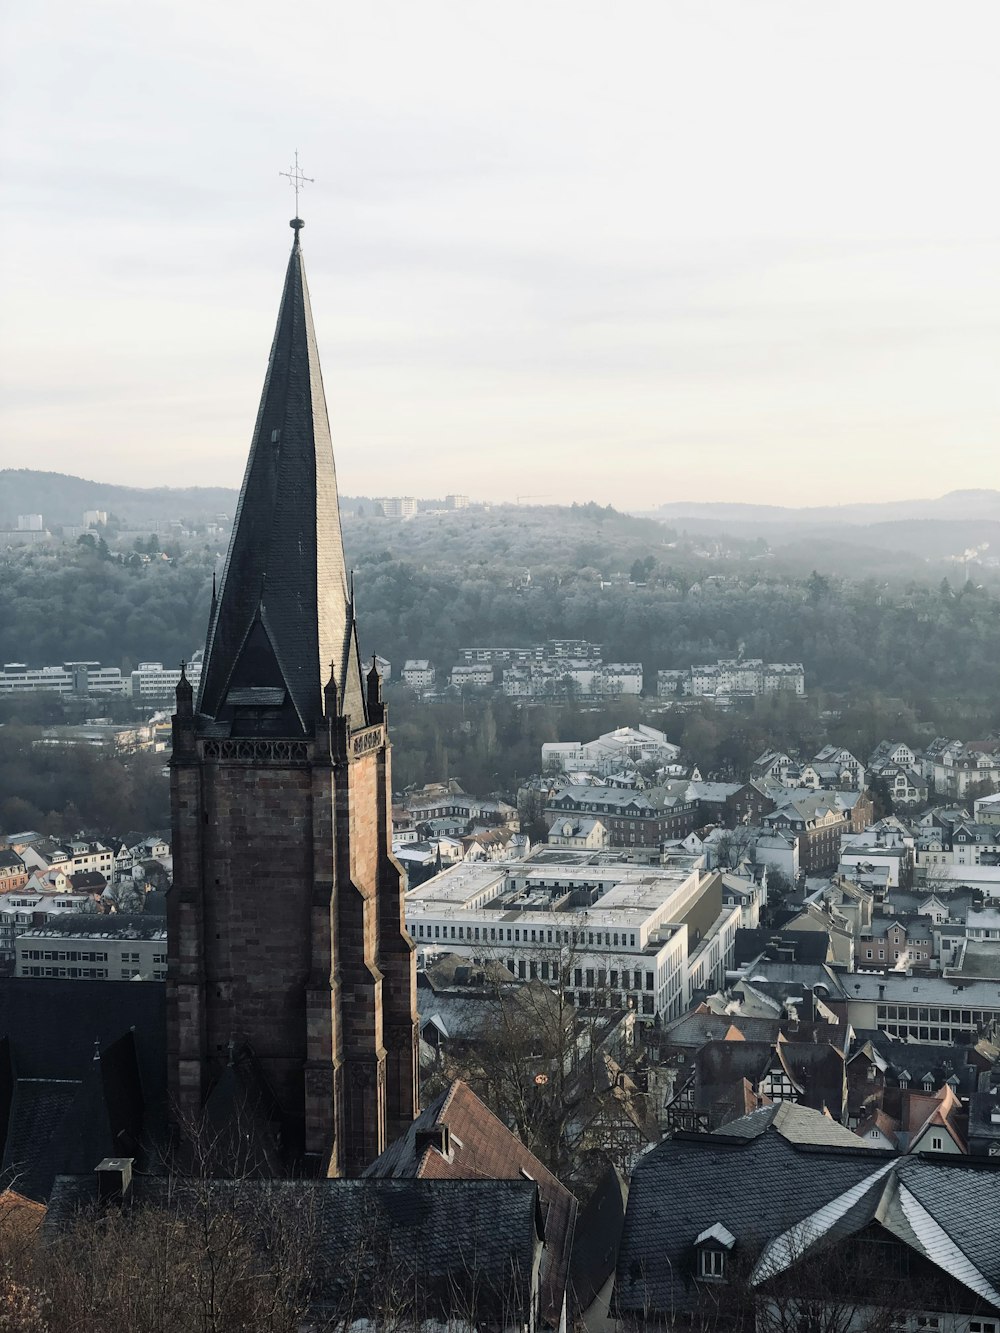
[402,660,436,689]
[16,922,168,980]
[406,854,738,1022]
[601,663,643,696]
[670,659,806,698]
[0,890,93,960]
[130,659,203,701]
[379,496,418,518]
[542,725,680,776]
[450,663,494,688]
[0,661,126,696]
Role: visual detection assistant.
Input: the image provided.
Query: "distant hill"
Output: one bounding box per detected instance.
[0,470,241,530]
[647,489,1000,529]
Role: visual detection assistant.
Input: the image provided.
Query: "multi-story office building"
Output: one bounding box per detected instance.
[405,850,740,1022]
[130,657,203,702]
[16,914,168,981]
[0,661,126,696]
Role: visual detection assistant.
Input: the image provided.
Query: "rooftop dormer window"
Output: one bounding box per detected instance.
[694,1223,735,1281]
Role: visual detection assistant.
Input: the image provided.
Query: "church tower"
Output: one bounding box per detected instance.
[167,216,418,1177]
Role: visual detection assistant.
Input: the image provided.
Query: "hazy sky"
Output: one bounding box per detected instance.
[2,1,999,508]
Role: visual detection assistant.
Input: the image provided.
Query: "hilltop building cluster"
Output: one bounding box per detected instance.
[658,656,806,699]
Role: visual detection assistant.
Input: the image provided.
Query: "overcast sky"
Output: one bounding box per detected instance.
[2,1,998,508]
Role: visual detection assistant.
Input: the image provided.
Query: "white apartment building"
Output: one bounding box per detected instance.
[130,657,203,702]
[405,851,739,1023]
[660,659,806,699]
[0,890,93,961]
[450,663,495,689]
[379,496,418,518]
[0,661,126,696]
[402,660,436,689]
[601,663,643,695]
[16,916,168,981]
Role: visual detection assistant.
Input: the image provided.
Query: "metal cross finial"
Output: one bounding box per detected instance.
[280,150,314,215]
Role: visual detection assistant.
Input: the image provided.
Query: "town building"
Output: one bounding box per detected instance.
[167,217,417,1177]
[378,496,418,518]
[612,1105,1000,1326]
[545,782,700,848]
[541,725,681,777]
[761,794,849,872]
[16,914,167,981]
[402,659,436,689]
[130,656,203,702]
[405,850,740,1022]
[0,889,94,962]
[0,661,126,696]
[659,658,806,699]
[449,663,494,689]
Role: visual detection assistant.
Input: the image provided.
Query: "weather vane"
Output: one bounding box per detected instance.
[279,151,314,217]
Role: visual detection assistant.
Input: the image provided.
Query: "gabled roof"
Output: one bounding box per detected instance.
[363,1079,577,1327]
[615,1109,1000,1318]
[197,223,365,735]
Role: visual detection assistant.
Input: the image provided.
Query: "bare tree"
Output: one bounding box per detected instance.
[440,934,658,1187]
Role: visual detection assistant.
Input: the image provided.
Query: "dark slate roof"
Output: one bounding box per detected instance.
[615,1122,893,1316]
[45,1176,543,1320]
[895,1156,1000,1290]
[660,1011,782,1048]
[570,1165,628,1313]
[197,225,365,735]
[736,928,831,966]
[0,1078,80,1202]
[0,978,166,1200]
[695,1040,773,1104]
[860,1032,981,1096]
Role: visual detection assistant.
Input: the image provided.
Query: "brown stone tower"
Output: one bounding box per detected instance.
[167,216,418,1177]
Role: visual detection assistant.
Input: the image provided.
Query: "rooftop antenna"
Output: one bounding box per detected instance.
[280,150,314,233]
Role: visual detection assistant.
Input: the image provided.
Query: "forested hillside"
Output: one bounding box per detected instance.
[1,502,999,702]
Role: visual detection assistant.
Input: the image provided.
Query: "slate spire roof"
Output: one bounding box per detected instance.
[197,220,366,735]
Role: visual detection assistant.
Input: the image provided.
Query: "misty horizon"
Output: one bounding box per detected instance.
[2,2,999,506]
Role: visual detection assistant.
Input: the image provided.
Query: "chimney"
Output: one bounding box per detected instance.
[878,984,885,1000]
[415,1124,451,1158]
[96,1157,134,1204]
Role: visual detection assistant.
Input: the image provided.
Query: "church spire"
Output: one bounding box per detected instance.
[197,222,366,734]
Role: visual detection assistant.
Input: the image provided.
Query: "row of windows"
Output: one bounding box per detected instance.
[880,1024,977,1043]
[877,1004,998,1025]
[21,949,110,962]
[24,966,109,978]
[864,948,928,961]
[413,921,638,948]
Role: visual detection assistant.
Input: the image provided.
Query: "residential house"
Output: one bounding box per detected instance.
[856,916,935,970]
[548,817,610,850]
[544,783,699,848]
[401,659,436,689]
[611,1105,1000,1328]
[0,851,28,895]
[762,795,848,873]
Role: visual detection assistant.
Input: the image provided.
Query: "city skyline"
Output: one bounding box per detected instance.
[2,1,999,508]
